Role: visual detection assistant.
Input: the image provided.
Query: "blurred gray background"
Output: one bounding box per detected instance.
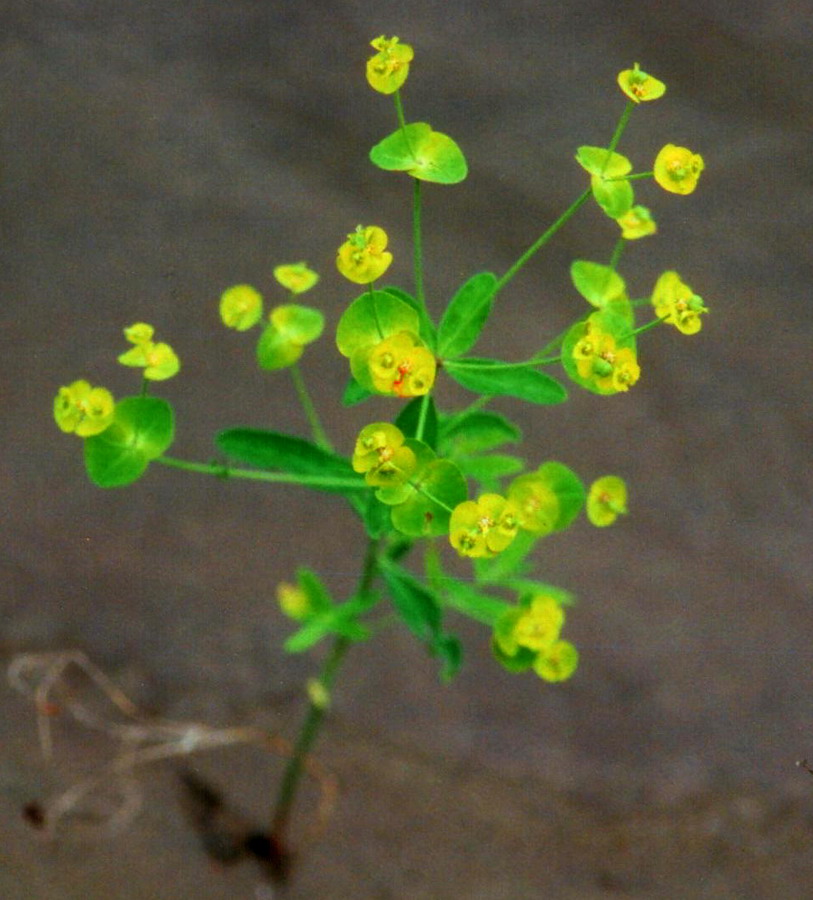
[2,0,813,897]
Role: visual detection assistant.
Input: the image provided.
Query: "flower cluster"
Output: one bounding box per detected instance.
[53,379,115,437]
[493,595,579,682]
[617,63,666,103]
[571,317,640,394]
[654,144,705,195]
[587,476,628,527]
[366,331,436,397]
[118,323,180,381]
[336,225,393,285]
[449,493,520,558]
[651,271,708,334]
[220,267,323,370]
[352,423,417,487]
[365,36,414,95]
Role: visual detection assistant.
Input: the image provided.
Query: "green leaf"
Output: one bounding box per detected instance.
[358,491,392,538]
[381,285,436,349]
[341,376,374,406]
[575,146,632,177]
[437,272,497,358]
[456,453,525,486]
[439,410,522,454]
[370,123,468,185]
[216,428,364,493]
[395,395,438,449]
[284,600,372,653]
[591,174,634,218]
[336,290,419,358]
[501,579,575,607]
[84,396,174,488]
[389,458,468,538]
[296,567,333,616]
[439,578,512,626]
[445,359,567,405]
[571,260,627,308]
[382,565,462,680]
[475,529,537,584]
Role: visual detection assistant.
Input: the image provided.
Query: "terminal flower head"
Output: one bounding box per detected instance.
[587,475,628,527]
[651,271,708,334]
[507,473,560,536]
[220,284,263,331]
[617,63,666,103]
[654,144,705,195]
[511,595,564,653]
[118,322,180,381]
[366,331,436,397]
[366,36,414,94]
[53,379,115,437]
[273,263,319,295]
[616,205,657,240]
[336,225,393,284]
[352,422,417,487]
[533,640,579,682]
[277,581,311,621]
[450,493,519,558]
[572,321,640,393]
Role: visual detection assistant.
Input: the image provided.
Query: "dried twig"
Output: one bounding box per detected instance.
[8,651,337,850]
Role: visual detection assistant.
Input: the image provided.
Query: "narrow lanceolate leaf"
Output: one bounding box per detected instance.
[382,565,462,681]
[84,396,174,488]
[444,358,567,405]
[437,272,497,358]
[216,429,364,492]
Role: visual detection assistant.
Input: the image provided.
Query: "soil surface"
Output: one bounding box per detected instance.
[3,1,813,897]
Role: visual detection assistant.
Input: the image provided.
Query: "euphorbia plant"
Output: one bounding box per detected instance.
[52,41,707,878]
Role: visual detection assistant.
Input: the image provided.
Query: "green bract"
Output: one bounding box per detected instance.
[84,396,174,487]
[389,458,467,537]
[575,146,632,177]
[571,260,627,308]
[336,290,419,358]
[591,173,634,218]
[370,123,468,184]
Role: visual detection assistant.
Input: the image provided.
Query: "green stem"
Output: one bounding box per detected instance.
[413,177,425,308]
[609,237,625,271]
[492,189,591,298]
[626,316,665,339]
[415,391,431,442]
[155,456,363,490]
[270,537,380,843]
[605,100,635,162]
[393,90,414,157]
[290,363,332,451]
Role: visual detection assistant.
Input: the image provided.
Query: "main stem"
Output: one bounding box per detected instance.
[269,536,380,846]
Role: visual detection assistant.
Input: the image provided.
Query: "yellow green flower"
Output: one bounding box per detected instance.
[365,331,436,397]
[616,205,657,240]
[352,422,417,487]
[651,271,708,334]
[617,63,666,103]
[449,493,519,558]
[277,581,311,621]
[653,144,705,195]
[53,379,115,437]
[507,474,560,536]
[511,595,565,653]
[366,36,414,95]
[573,323,640,393]
[336,225,393,284]
[123,322,154,346]
[533,640,579,682]
[587,475,628,527]
[273,263,319,295]
[220,284,263,330]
